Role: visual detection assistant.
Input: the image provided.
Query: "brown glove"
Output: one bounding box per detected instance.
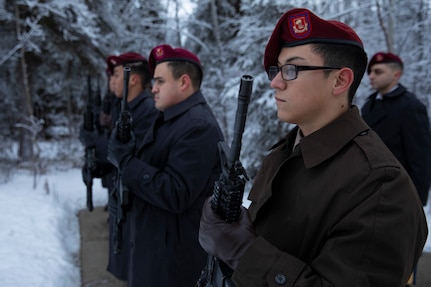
[199,197,256,270]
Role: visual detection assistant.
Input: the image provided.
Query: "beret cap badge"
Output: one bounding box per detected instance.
[155,47,165,60]
[376,54,384,61]
[289,12,311,39]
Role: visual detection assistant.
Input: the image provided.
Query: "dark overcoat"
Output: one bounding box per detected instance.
[361,84,431,205]
[93,89,158,280]
[122,91,224,287]
[232,107,428,287]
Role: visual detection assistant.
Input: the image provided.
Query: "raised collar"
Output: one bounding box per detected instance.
[128,89,153,110]
[292,106,370,168]
[161,90,206,121]
[370,84,407,101]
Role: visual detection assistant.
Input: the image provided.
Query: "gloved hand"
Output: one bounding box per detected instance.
[107,128,136,172]
[199,197,256,270]
[79,124,100,148]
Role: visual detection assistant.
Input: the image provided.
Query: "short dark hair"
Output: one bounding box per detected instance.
[126,60,152,90]
[167,61,203,91]
[312,43,367,103]
[387,62,404,72]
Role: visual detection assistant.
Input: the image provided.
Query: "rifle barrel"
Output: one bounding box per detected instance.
[229,75,253,166]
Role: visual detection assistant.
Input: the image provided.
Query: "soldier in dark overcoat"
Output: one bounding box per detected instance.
[361,52,431,206]
[80,52,158,284]
[107,44,224,287]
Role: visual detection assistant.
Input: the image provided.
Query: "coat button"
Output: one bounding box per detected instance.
[275,273,286,285]
[143,173,150,180]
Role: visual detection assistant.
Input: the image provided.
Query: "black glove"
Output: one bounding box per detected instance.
[107,128,136,172]
[199,197,256,270]
[79,124,100,148]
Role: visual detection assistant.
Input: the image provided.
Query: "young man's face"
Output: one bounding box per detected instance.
[151,62,184,111]
[112,65,125,98]
[109,75,116,94]
[270,45,337,135]
[368,63,399,94]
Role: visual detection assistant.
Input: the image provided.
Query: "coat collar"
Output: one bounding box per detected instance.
[139,90,206,148]
[286,106,370,168]
[161,90,206,121]
[128,89,153,110]
[362,84,408,126]
[367,83,407,101]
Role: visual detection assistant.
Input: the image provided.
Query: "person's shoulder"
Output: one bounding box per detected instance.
[187,100,216,119]
[179,104,220,135]
[404,91,426,107]
[134,92,157,110]
[393,90,429,117]
[393,85,421,103]
[353,129,402,170]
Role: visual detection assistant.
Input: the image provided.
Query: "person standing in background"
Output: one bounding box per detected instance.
[98,65,116,136]
[361,52,431,207]
[79,51,158,285]
[107,44,224,287]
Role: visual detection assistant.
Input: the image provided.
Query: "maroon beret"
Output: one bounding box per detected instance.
[367,52,403,74]
[264,8,364,74]
[106,55,115,76]
[148,44,202,75]
[106,52,147,74]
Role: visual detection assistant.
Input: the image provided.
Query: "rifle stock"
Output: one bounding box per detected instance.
[197,75,253,287]
[84,74,94,212]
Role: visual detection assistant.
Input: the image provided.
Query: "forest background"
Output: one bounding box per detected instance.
[0,0,430,186]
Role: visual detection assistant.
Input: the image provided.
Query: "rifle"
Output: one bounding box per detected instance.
[83,74,95,212]
[94,78,105,133]
[95,78,102,110]
[102,90,112,115]
[197,75,253,287]
[112,66,133,253]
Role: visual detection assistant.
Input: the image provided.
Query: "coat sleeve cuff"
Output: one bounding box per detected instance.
[233,236,306,286]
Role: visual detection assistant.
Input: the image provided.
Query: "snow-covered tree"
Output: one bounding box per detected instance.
[0,0,430,177]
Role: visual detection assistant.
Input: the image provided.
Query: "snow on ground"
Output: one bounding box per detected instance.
[0,168,107,287]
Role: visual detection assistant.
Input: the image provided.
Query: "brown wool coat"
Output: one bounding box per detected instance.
[233,106,428,287]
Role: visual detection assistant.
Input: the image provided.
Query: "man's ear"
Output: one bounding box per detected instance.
[179,74,192,91]
[394,70,402,81]
[333,67,354,96]
[129,73,139,86]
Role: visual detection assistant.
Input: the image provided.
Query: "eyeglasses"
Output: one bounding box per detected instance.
[268,64,342,81]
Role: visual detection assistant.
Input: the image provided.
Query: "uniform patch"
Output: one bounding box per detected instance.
[375,53,384,62]
[288,11,312,39]
[155,47,165,59]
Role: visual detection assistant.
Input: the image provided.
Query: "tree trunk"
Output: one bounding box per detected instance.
[375,0,394,52]
[14,0,34,162]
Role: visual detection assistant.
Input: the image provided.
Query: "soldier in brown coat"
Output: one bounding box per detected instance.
[199,8,428,287]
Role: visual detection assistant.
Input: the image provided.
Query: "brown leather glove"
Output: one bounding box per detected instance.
[199,197,256,270]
